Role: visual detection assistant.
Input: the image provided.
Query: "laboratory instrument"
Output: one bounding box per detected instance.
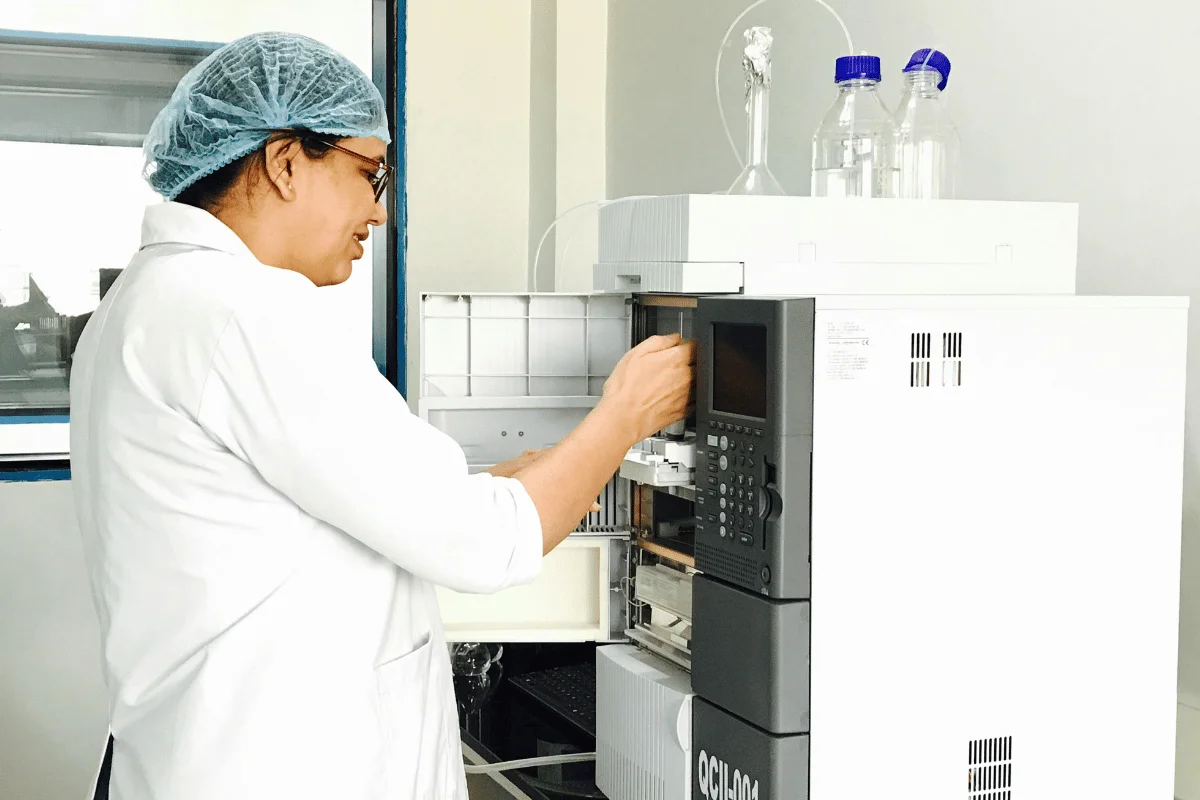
[725,27,785,196]
[811,54,897,198]
[422,193,1187,800]
[894,48,961,199]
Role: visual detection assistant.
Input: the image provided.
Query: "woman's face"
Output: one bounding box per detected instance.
[283,136,388,287]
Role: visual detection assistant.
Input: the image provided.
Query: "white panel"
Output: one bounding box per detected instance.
[593,261,743,295]
[420,292,630,400]
[597,195,1078,297]
[808,301,1187,799]
[437,536,623,643]
[742,258,1073,296]
[420,396,598,469]
[596,645,693,800]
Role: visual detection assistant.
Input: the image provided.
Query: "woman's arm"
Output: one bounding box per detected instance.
[488,449,601,514]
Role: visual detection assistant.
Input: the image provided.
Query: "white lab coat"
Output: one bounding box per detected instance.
[69,202,544,800]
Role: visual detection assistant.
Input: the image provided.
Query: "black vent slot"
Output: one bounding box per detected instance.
[942,332,964,387]
[910,332,932,387]
[575,476,625,533]
[942,332,963,358]
[968,736,1012,799]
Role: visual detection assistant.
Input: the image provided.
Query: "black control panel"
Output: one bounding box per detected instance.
[698,422,766,547]
[693,296,815,600]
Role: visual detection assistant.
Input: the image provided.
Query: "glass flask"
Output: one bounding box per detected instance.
[727,26,786,196]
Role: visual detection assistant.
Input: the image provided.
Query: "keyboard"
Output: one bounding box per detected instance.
[508,661,597,736]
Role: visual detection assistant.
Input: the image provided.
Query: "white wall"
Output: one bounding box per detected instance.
[607,1,1200,796]
[403,0,608,401]
[403,1,534,403]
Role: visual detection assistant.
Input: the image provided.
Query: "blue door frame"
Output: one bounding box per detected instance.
[377,0,408,394]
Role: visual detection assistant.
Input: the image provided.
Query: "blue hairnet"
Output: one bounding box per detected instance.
[143,32,392,200]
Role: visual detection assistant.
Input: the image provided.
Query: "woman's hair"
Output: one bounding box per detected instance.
[174,131,337,213]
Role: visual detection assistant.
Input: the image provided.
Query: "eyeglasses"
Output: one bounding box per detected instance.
[310,136,393,203]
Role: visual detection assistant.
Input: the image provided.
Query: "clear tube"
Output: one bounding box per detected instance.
[715,0,855,172]
[463,752,597,775]
[530,195,657,292]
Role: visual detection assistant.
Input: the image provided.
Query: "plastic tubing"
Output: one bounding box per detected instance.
[530,195,657,292]
[463,751,597,775]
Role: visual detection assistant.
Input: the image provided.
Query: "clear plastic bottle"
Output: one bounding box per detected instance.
[894,48,960,199]
[726,26,785,196]
[811,54,896,198]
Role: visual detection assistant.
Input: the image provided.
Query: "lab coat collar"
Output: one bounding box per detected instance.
[140,202,259,262]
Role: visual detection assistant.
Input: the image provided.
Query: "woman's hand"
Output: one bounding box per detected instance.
[486,449,547,478]
[506,334,694,555]
[598,333,696,444]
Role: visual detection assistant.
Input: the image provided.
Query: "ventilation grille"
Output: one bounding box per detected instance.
[968,736,1012,799]
[695,541,758,588]
[942,332,963,387]
[910,331,966,388]
[910,332,931,387]
[596,646,692,800]
[576,476,627,533]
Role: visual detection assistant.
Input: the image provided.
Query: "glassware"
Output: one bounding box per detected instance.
[811,54,896,198]
[726,26,786,196]
[894,48,961,199]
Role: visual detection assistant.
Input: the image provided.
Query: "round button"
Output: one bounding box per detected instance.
[719,483,727,496]
[719,512,726,523]
[719,455,728,470]
[719,497,727,509]
[719,435,729,451]
[720,526,727,538]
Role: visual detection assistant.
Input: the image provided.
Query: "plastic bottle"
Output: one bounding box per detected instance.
[894,48,960,199]
[811,54,895,198]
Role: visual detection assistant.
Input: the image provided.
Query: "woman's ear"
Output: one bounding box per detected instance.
[263,137,300,201]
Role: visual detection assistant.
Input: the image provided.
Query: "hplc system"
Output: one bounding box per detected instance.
[421,195,1188,800]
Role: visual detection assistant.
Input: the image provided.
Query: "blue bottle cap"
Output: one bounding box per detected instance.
[903,48,951,91]
[835,54,881,84]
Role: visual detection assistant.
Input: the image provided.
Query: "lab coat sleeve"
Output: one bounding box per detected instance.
[196,299,544,594]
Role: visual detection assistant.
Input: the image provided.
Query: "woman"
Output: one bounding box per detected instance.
[71,32,693,800]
